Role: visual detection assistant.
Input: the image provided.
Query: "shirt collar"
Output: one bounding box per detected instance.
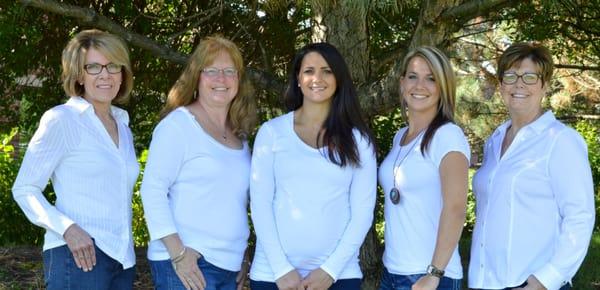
[65,96,129,124]
[493,110,556,139]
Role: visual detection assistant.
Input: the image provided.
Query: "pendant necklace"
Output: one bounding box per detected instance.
[389,128,423,205]
[198,104,228,141]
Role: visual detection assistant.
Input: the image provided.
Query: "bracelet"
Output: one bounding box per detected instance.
[171,246,187,264]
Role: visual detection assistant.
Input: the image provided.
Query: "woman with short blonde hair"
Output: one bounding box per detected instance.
[13,29,139,289]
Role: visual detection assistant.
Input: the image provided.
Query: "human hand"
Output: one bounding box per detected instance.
[515,275,547,290]
[275,269,302,290]
[411,274,440,290]
[300,268,334,290]
[63,224,96,272]
[172,247,205,290]
[236,257,250,290]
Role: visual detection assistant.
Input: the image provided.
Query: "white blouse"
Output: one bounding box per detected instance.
[12,96,140,268]
[141,107,250,271]
[378,123,470,279]
[469,111,595,290]
[249,112,377,282]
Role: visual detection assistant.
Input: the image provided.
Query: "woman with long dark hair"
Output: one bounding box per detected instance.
[249,43,377,290]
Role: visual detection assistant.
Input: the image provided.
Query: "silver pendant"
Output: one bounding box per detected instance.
[389,187,400,204]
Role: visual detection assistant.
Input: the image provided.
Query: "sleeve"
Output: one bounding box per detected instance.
[12,109,78,236]
[428,124,471,167]
[249,123,295,280]
[533,128,595,290]
[140,117,186,241]
[320,132,377,281]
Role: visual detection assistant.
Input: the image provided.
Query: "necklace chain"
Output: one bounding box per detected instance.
[198,104,228,140]
[390,128,423,201]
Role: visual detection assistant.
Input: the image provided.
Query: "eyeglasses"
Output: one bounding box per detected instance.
[202,67,238,78]
[84,63,123,75]
[502,72,541,85]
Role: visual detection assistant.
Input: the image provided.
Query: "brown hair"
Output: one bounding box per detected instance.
[161,35,256,139]
[497,42,553,86]
[61,29,133,104]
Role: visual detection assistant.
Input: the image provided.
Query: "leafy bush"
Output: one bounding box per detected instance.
[574,120,600,230]
[0,128,45,245]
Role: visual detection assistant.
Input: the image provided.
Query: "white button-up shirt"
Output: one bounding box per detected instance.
[12,96,140,268]
[469,111,595,290]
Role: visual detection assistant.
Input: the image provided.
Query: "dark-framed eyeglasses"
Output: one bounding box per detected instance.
[202,67,238,78]
[84,63,123,75]
[501,72,540,85]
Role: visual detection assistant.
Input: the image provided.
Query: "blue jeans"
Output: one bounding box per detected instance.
[379,267,461,290]
[250,278,361,290]
[42,244,135,290]
[150,256,238,290]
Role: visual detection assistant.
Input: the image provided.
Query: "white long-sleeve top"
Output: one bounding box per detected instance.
[469,111,595,290]
[249,111,377,282]
[141,107,250,271]
[12,96,139,268]
[378,123,470,279]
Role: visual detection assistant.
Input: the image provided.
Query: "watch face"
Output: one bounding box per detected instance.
[427,265,444,277]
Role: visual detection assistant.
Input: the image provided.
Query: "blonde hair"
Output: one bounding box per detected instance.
[399,46,457,153]
[61,29,133,104]
[161,35,256,139]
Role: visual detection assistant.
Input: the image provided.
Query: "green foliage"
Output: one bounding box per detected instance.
[0,129,45,245]
[574,120,600,230]
[132,150,150,247]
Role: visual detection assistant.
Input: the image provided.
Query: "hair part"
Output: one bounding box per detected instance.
[399,46,456,154]
[161,35,257,139]
[285,42,374,167]
[497,42,553,86]
[61,29,133,104]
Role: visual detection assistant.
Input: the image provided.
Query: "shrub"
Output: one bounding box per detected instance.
[0,128,45,245]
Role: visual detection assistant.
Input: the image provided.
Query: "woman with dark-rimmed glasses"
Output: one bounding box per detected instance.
[469,42,594,290]
[12,29,139,289]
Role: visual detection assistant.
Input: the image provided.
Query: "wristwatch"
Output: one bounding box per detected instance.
[426,264,445,278]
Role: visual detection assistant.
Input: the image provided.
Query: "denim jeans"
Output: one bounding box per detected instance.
[42,244,135,290]
[250,278,361,290]
[378,267,461,290]
[150,256,238,290]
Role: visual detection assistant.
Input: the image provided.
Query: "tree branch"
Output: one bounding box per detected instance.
[20,0,188,64]
[18,0,285,94]
[441,0,524,23]
[556,64,600,71]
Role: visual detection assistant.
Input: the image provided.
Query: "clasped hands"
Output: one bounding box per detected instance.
[276,268,333,290]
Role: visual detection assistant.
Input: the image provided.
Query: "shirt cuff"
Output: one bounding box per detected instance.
[54,215,75,236]
[533,264,567,290]
[273,264,296,281]
[320,264,338,282]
